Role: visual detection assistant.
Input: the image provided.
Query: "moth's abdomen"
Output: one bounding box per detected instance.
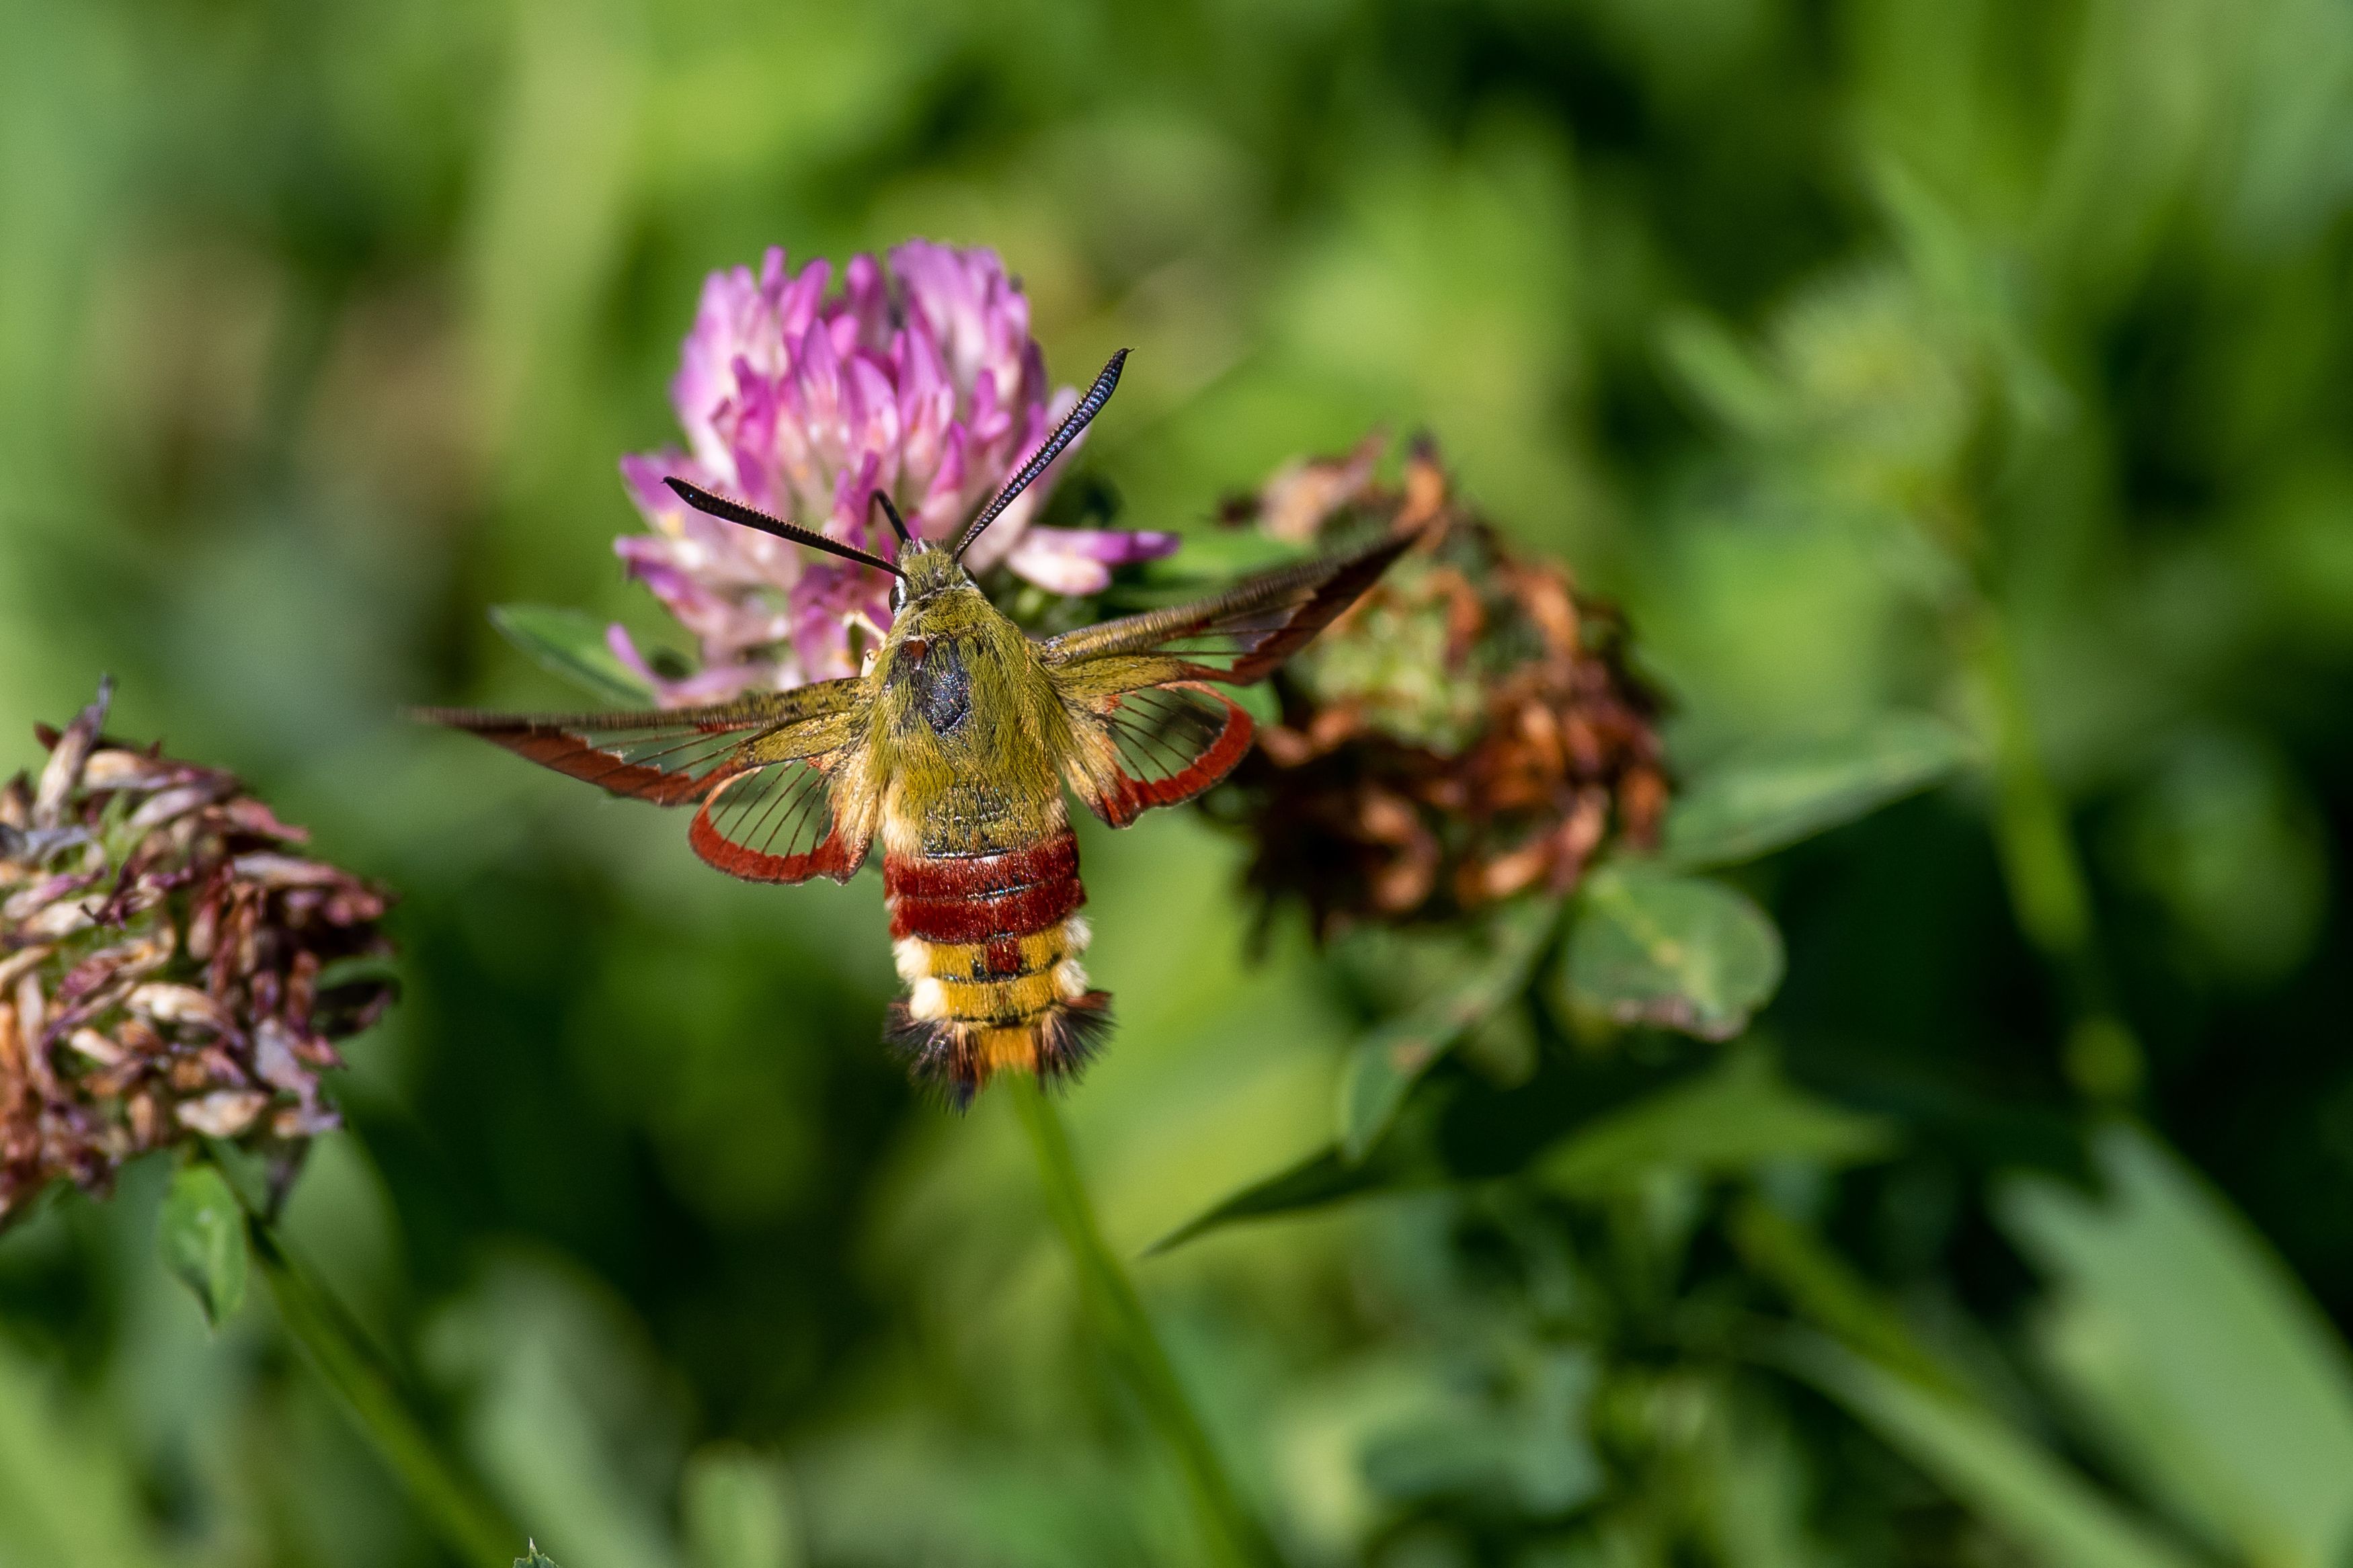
[882,830,1111,1105]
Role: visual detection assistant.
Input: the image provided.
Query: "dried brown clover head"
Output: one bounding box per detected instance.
[1211,439,1668,937]
[0,682,395,1227]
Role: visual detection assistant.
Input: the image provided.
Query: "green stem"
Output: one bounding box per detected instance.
[248,1220,519,1568]
[1006,1076,1283,1568]
[1960,602,2144,1101]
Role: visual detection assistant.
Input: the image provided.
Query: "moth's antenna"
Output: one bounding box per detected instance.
[666,478,905,577]
[869,488,914,549]
[954,348,1127,561]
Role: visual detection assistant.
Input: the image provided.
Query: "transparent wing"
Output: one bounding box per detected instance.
[1040,530,1416,689]
[1069,682,1254,829]
[688,753,868,884]
[1044,532,1416,827]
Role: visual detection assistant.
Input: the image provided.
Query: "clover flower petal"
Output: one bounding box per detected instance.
[1002,527,1182,596]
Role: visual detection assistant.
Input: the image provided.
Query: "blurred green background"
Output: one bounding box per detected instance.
[4,1,2352,1565]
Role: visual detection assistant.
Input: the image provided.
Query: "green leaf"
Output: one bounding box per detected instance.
[1662,712,1971,870]
[1560,863,1784,1040]
[1146,1147,1373,1255]
[1531,1051,1895,1195]
[1146,1130,1443,1256]
[514,1549,563,1568]
[1337,896,1558,1162]
[490,604,659,706]
[684,1446,804,1568]
[1997,1124,2353,1568]
[1781,1333,2199,1568]
[158,1163,249,1329]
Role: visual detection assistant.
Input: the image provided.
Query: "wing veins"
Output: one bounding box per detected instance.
[768,770,832,856]
[729,771,799,856]
[1041,531,1416,682]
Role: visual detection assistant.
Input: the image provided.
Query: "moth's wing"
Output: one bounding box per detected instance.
[1044,531,1416,827]
[416,681,865,804]
[419,680,877,884]
[1063,679,1255,829]
[687,741,871,884]
[1038,528,1416,688]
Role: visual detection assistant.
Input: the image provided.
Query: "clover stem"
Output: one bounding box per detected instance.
[1006,1075,1283,1568]
[248,1219,519,1568]
[1960,601,2144,1101]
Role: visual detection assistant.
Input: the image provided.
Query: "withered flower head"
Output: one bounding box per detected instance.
[1211,440,1668,936]
[0,682,395,1229]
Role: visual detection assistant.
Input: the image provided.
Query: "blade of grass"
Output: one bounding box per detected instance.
[1006,1076,1283,1568]
[1733,1201,2199,1568]
[1778,1333,2199,1568]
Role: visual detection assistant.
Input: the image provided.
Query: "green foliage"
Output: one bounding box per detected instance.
[1782,1335,2199,1568]
[1559,863,1785,1040]
[1006,1077,1281,1568]
[1357,1345,1603,1518]
[490,605,659,707]
[1145,1137,1436,1257]
[424,1255,689,1568]
[0,1336,167,1568]
[1660,712,1973,870]
[3,1,2353,1565]
[681,1448,803,1568]
[1337,895,1559,1161]
[1530,1050,1895,1196]
[1999,1127,2353,1567]
[157,1161,249,1329]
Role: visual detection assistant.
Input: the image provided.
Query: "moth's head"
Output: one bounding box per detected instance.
[888,542,975,618]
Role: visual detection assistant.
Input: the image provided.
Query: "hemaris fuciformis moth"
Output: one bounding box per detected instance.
[424,351,1414,1104]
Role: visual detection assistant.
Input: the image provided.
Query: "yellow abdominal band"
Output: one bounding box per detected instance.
[893,916,1092,1041]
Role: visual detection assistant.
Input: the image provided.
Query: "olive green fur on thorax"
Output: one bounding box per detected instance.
[861,544,1076,858]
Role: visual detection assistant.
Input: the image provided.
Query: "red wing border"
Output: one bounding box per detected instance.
[1080,682,1255,828]
[688,756,869,884]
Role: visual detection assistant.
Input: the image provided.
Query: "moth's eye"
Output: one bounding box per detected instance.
[890,579,908,614]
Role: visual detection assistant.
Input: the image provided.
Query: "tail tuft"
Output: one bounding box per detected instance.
[883,993,1116,1111]
[1034,991,1113,1083]
[883,1003,972,1108]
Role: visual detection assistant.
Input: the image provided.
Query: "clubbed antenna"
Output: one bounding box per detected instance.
[869,488,914,549]
[954,348,1128,561]
[665,479,905,577]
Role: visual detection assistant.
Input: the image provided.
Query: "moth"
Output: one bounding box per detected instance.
[424,352,1412,1104]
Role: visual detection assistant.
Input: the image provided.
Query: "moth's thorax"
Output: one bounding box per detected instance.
[869,575,1073,858]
